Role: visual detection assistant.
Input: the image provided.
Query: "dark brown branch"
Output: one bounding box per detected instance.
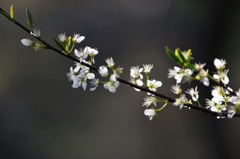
[1,7,239,118]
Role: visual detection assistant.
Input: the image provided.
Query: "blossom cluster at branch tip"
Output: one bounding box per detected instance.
[166,48,240,118]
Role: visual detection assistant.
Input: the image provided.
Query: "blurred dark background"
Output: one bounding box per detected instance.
[1,0,240,159]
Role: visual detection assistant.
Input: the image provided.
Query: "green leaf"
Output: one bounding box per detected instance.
[66,36,71,47]
[10,4,14,19]
[185,49,192,63]
[175,48,187,65]
[54,38,66,53]
[165,47,182,64]
[26,8,34,29]
[0,8,11,20]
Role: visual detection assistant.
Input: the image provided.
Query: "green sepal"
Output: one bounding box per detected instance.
[165,47,182,64]
[10,4,14,19]
[54,38,66,53]
[0,8,11,20]
[26,8,34,29]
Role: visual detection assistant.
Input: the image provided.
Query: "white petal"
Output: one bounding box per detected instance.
[136,79,143,86]
[203,77,209,86]
[213,74,219,80]
[154,81,162,88]
[82,81,87,91]
[87,73,95,79]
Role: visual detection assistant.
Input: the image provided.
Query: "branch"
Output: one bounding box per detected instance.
[1,7,239,118]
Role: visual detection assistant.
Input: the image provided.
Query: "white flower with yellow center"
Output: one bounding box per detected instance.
[213,70,229,85]
[147,79,162,93]
[143,64,154,74]
[171,84,182,95]
[58,33,66,42]
[84,46,98,64]
[105,57,115,68]
[130,66,143,79]
[186,86,199,101]
[99,66,109,77]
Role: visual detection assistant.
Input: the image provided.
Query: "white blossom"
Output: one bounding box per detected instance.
[130,66,143,79]
[143,64,154,74]
[147,79,162,93]
[67,67,80,88]
[99,66,109,77]
[74,49,88,60]
[173,94,187,109]
[144,109,156,120]
[143,96,157,107]
[211,86,226,103]
[113,66,123,78]
[130,78,143,91]
[58,33,66,42]
[206,98,226,113]
[84,46,98,64]
[194,63,206,71]
[21,38,33,46]
[228,105,240,118]
[79,70,95,91]
[213,70,229,85]
[195,68,209,86]
[214,58,226,70]
[105,57,115,68]
[74,61,90,73]
[103,75,120,93]
[30,28,41,37]
[168,66,193,83]
[186,86,199,101]
[90,78,99,91]
[72,33,85,43]
[171,84,182,95]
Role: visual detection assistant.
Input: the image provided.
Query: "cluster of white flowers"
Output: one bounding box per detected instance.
[166,47,240,118]
[129,64,165,120]
[204,58,240,118]
[67,40,98,90]
[64,33,123,93]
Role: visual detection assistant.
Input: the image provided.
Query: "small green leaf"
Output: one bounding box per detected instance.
[185,49,192,63]
[10,4,14,19]
[54,38,66,53]
[26,8,34,29]
[165,47,182,64]
[0,8,11,20]
[176,48,187,64]
[66,36,71,47]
